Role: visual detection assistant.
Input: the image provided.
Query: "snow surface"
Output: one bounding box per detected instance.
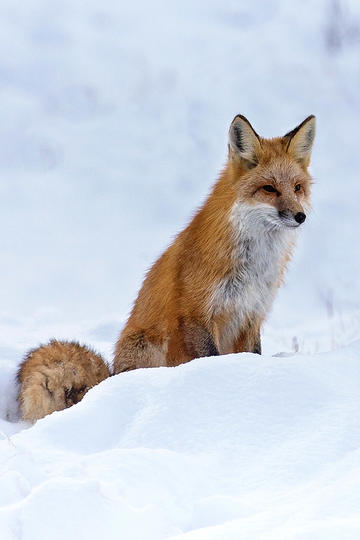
[1,0,360,538]
[2,344,360,539]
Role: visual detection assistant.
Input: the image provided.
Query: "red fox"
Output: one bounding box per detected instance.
[113,114,315,372]
[17,114,315,421]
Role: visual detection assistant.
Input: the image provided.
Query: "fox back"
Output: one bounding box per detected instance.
[113,114,315,373]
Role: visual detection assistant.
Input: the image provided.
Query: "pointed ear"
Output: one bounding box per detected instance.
[229,115,262,168]
[284,115,316,166]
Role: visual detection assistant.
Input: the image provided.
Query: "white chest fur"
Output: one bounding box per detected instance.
[209,202,296,350]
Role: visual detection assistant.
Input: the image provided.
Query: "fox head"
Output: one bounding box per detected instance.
[228,114,315,230]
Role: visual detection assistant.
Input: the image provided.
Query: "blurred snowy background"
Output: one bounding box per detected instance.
[1,1,360,538]
[0,0,359,362]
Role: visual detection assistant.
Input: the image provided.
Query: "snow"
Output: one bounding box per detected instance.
[2,343,360,538]
[1,0,360,537]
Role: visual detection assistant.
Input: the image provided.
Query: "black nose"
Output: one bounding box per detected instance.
[294,212,306,224]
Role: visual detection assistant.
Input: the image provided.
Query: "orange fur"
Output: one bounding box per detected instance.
[17,340,110,422]
[114,114,315,372]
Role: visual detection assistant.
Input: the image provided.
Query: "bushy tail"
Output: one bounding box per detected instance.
[17,339,110,422]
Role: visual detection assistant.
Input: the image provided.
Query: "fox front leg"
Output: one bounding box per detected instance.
[181,320,219,359]
[232,325,262,355]
[252,332,262,355]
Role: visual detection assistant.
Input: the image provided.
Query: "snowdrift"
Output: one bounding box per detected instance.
[1,342,360,539]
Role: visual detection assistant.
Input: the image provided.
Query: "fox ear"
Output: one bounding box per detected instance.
[284,115,316,166]
[229,115,262,168]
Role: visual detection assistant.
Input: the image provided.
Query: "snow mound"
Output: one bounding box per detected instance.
[1,342,360,539]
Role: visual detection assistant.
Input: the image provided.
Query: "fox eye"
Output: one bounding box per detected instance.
[262,185,277,193]
[294,184,301,192]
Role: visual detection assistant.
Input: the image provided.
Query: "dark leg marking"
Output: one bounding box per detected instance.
[252,336,262,355]
[181,320,219,359]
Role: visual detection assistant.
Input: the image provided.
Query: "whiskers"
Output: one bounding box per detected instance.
[264,215,282,233]
[230,201,298,244]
